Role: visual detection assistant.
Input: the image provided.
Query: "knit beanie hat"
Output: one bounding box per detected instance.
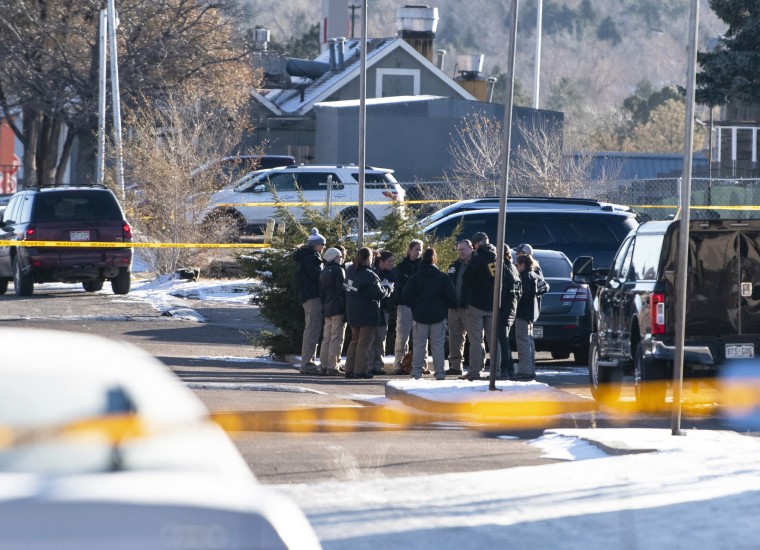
[323,247,341,263]
[307,227,326,247]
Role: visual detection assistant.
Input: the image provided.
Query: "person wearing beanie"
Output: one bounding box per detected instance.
[319,247,346,376]
[294,228,326,374]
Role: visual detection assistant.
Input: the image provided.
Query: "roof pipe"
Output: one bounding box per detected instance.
[328,38,337,69]
[336,37,346,69]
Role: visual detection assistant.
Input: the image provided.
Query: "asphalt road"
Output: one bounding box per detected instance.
[0,282,740,484]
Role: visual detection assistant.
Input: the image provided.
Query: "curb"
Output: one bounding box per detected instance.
[385,382,596,419]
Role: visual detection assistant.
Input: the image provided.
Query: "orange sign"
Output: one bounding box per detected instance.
[0,120,18,193]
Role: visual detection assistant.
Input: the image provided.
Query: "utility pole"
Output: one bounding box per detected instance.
[349,3,360,39]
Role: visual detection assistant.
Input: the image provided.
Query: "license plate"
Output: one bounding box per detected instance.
[70,230,90,241]
[533,326,543,339]
[726,344,754,359]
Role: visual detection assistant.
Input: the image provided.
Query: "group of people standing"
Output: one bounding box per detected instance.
[294,227,547,381]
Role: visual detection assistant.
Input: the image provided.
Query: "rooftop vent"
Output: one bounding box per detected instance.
[397,5,439,62]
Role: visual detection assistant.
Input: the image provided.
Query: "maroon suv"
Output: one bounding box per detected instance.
[0,186,133,297]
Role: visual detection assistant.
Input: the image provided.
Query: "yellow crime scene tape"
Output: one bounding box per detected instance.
[216,198,458,207]
[0,240,270,249]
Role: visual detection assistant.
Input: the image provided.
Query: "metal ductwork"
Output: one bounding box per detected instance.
[397,5,439,62]
[286,58,331,80]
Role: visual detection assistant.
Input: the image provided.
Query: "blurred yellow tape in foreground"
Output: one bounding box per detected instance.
[0,240,269,249]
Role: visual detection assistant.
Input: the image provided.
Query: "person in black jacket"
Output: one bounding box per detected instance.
[498,245,522,380]
[294,228,325,375]
[461,232,497,381]
[392,239,423,374]
[367,250,396,375]
[319,247,346,376]
[445,239,474,376]
[344,247,392,379]
[403,248,457,380]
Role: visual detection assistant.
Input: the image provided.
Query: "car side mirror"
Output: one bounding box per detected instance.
[253,184,266,193]
[572,256,594,284]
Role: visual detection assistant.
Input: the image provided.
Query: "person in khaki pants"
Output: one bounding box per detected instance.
[294,228,325,374]
[445,239,473,376]
[319,247,346,376]
[461,232,497,381]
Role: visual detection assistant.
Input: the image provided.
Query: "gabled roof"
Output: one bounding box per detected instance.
[256,37,475,116]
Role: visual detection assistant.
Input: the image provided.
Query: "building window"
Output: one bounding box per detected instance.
[375,68,420,97]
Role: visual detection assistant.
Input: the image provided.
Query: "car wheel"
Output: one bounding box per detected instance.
[588,334,621,404]
[205,210,244,243]
[111,267,131,295]
[82,278,104,292]
[634,342,667,413]
[13,257,34,297]
[0,279,7,295]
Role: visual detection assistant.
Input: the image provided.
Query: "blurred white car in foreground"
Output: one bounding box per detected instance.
[0,328,320,550]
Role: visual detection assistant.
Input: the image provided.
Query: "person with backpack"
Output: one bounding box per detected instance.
[402,247,457,380]
[319,247,347,376]
[513,253,549,381]
[294,228,326,375]
[344,247,393,379]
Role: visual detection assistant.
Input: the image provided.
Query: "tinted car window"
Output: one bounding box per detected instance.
[32,192,122,222]
[296,172,340,191]
[3,195,20,224]
[350,172,393,188]
[610,237,633,280]
[265,173,298,193]
[631,234,664,280]
[535,256,571,278]
[507,217,552,248]
[430,214,496,242]
[547,218,619,245]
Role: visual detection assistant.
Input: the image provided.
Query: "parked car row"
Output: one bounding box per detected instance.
[575,217,760,411]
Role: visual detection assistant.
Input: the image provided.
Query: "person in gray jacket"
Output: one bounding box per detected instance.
[344,247,392,379]
[403,248,457,380]
[319,247,346,376]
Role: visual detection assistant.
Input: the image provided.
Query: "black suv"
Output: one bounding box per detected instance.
[574,218,760,410]
[424,200,639,268]
[0,186,133,296]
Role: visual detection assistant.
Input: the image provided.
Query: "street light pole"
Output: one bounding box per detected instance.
[671,0,700,436]
[356,0,367,247]
[533,0,543,109]
[489,0,519,391]
[107,0,125,198]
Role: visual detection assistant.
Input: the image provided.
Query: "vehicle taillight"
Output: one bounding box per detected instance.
[122,222,133,240]
[650,292,665,335]
[24,227,35,239]
[561,285,589,301]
